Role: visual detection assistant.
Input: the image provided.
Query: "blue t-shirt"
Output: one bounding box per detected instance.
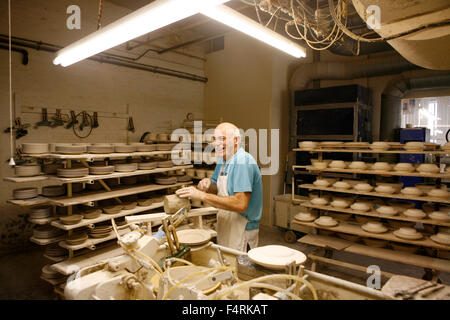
[211,148,263,230]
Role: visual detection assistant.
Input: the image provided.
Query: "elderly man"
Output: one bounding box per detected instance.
[176,122,263,252]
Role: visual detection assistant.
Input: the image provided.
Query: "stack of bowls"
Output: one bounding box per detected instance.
[33,225,65,239]
[102,204,123,215]
[89,165,115,175]
[55,145,86,154]
[314,216,339,227]
[361,221,388,234]
[114,144,137,153]
[370,141,390,150]
[15,164,41,177]
[81,207,102,220]
[155,176,177,185]
[298,141,318,149]
[44,244,67,259]
[87,144,114,154]
[310,159,331,170]
[137,144,157,152]
[404,142,424,151]
[393,227,423,240]
[417,164,440,174]
[66,232,88,245]
[138,161,158,170]
[393,163,415,173]
[41,265,65,280]
[157,160,174,168]
[59,214,83,225]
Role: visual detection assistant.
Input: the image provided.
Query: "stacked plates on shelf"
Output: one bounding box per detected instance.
[122,176,138,186]
[114,163,138,172]
[102,204,123,215]
[393,227,423,240]
[427,188,449,199]
[157,133,170,142]
[57,167,89,178]
[330,198,351,209]
[313,179,332,187]
[33,225,65,239]
[42,162,64,175]
[310,197,329,206]
[370,142,390,150]
[298,141,318,149]
[404,142,424,151]
[375,205,398,216]
[138,162,158,170]
[15,164,41,177]
[89,165,115,175]
[66,232,88,245]
[332,181,351,190]
[155,176,177,185]
[59,214,83,225]
[122,201,137,210]
[30,206,52,219]
[55,145,86,154]
[417,164,440,174]
[137,144,157,152]
[137,198,153,207]
[89,225,113,238]
[114,145,137,153]
[370,162,393,171]
[318,141,343,148]
[41,264,65,280]
[349,161,368,170]
[81,207,102,219]
[44,244,67,259]
[87,144,114,154]
[13,187,38,200]
[42,185,65,197]
[361,221,388,234]
[314,216,338,227]
[176,175,192,182]
[353,183,374,192]
[156,143,176,151]
[329,160,347,169]
[350,201,372,212]
[310,159,331,170]
[158,160,174,168]
[22,143,48,154]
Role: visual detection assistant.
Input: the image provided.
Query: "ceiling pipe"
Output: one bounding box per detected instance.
[0,44,28,65]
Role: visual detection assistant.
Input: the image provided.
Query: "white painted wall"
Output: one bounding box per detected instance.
[0,0,206,253]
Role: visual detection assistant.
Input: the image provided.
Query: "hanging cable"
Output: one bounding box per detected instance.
[8,0,15,167]
[97,0,104,30]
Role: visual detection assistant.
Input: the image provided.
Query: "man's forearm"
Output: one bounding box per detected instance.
[201,192,248,213]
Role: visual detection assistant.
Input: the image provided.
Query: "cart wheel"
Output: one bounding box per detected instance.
[284,231,297,243]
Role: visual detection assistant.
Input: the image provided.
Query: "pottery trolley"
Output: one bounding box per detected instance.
[290,143,450,283]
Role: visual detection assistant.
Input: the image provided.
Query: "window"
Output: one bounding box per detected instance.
[401,96,450,144]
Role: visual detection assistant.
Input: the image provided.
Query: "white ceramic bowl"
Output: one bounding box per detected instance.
[349,161,367,170]
[331,199,350,208]
[353,183,374,192]
[394,227,423,240]
[314,216,338,227]
[376,205,398,216]
[313,179,332,187]
[370,162,392,171]
[362,222,388,234]
[332,181,351,190]
[370,141,390,150]
[376,182,403,193]
[393,163,415,173]
[310,159,331,169]
[22,143,49,154]
[400,187,423,196]
[311,197,329,206]
[294,212,317,222]
[350,202,371,212]
[429,211,450,221]
[15,165,42,177]
[404,142,424,150]
[427,188,449,198]
[329,160,347,169]
[417,163,439,174]
[403,208,426,219]
[375,185,396,194]
[298,141,318,149]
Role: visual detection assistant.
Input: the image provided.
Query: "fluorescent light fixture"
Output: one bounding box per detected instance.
[201,5,306,58]
[54,0,230,67]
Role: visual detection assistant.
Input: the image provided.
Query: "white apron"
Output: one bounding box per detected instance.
[216,165,249,251]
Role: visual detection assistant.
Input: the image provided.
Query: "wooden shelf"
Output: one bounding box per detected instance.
[50,202,164,230]
[301,201,450,227]
[30,235,67,246]
[23,150,174,161]
[298,184,450,204]
[293,148,450,155]
[299,166,450,179]
[59,227,130,251]
[291,220,450,251]
[4,165,193,184]
[299,234,450,273]
[7,196,49,207]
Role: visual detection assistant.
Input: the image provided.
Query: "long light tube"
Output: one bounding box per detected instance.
[201,5,306,58]
[53,0,230,67]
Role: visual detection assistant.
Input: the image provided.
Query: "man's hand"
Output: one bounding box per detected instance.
[197,178,211,192]
[175,186,206,201]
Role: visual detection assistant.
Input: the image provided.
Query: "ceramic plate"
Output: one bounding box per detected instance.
[393,229,423,240]
[176,229,211,246]
[430,234,450,246]
[248,245,307,270]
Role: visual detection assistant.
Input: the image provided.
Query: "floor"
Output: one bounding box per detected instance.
[0,224,448,299]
